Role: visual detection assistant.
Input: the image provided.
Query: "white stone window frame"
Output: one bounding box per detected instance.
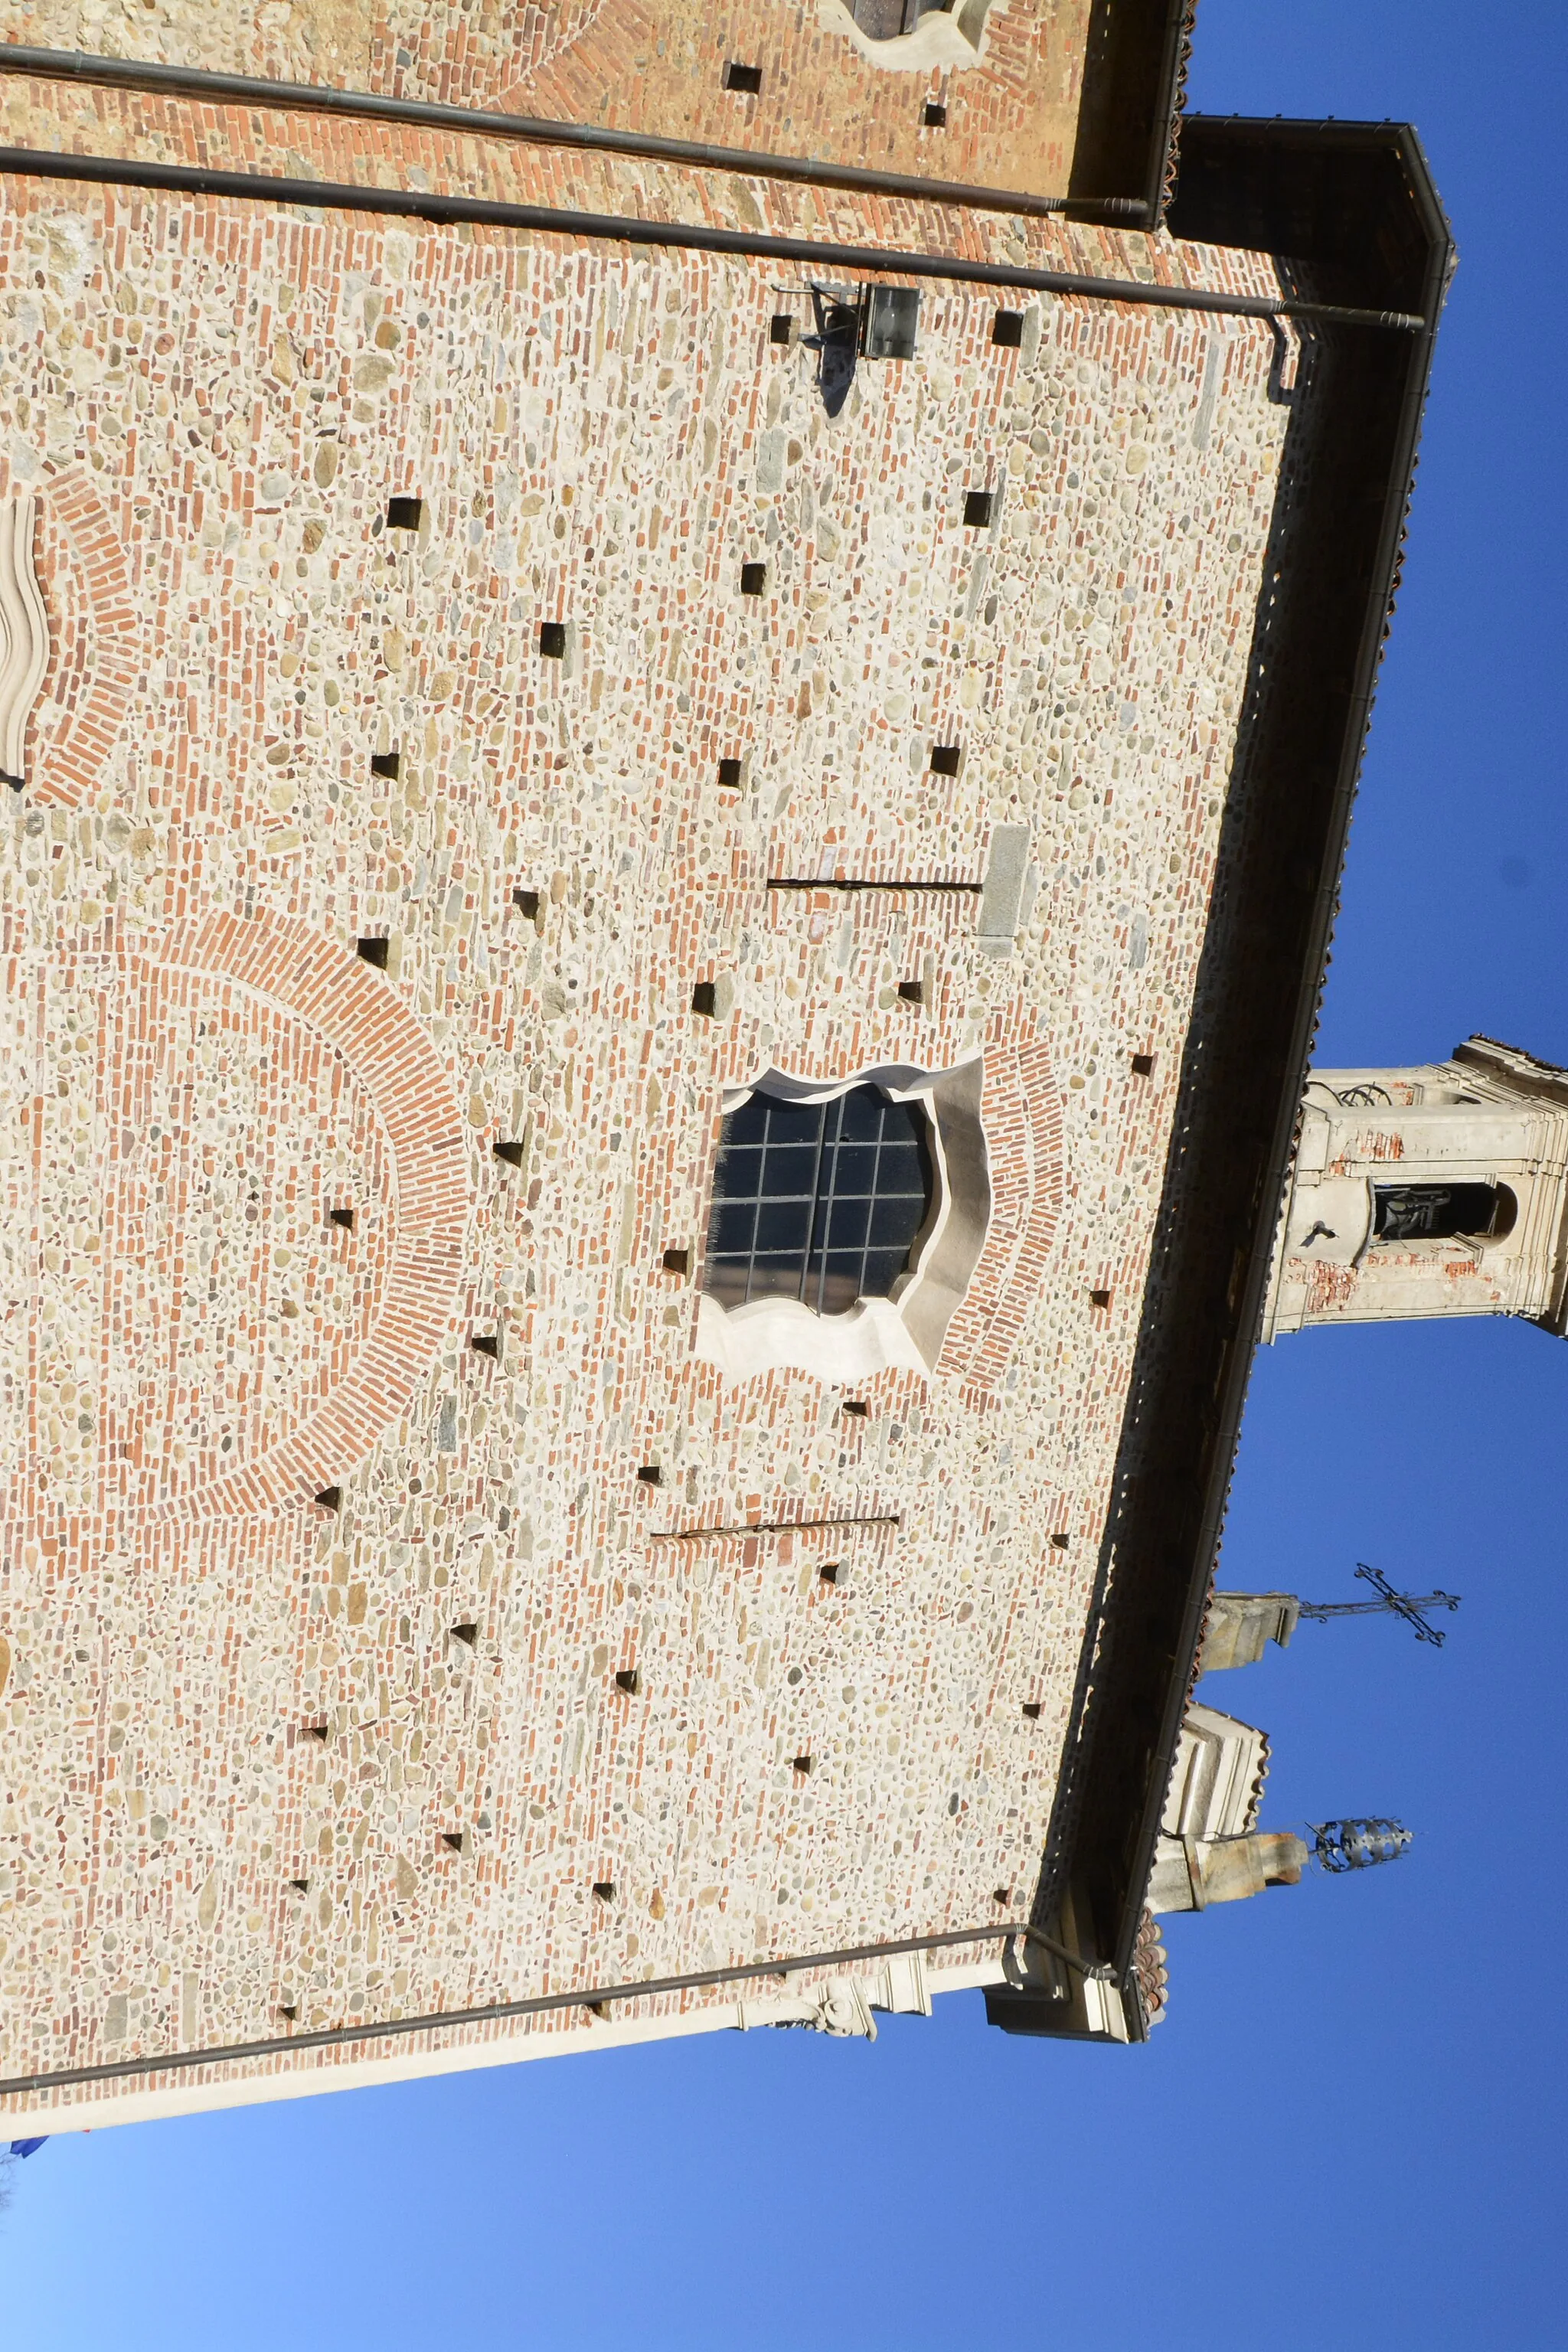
[695,1054,991,1385]
[818,0,998,75]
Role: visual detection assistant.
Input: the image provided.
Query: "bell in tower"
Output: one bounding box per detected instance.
[1263,1036,1568,1340]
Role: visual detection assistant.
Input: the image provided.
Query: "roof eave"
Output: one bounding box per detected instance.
[1017,118,1455,2015]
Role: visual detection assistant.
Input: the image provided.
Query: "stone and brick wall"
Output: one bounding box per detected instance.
[0,76,1291,2121]
[6,0,1094,198]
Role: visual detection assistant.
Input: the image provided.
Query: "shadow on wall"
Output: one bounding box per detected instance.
[802,289,861,417]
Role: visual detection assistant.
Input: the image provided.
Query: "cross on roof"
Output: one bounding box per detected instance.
[1298,1562,1461,1647]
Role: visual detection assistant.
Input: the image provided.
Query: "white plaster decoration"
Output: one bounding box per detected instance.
[1145,1701,1304,1915]
[1146,1829,1309,1913]
[0,495,47,790]
[1281,1173,1374,1265]
[737,1975,880,2038]
[694,1056,992,1385]
[1161,1702,1272,1842]
[1200,1591,1300,1671]
[818,0,997,71]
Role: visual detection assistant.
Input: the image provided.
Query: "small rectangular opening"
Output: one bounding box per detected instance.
[769,314,794,347]
[818,1562,840,1586]
[440,1832,465,1853]
[962,490,995,529]
[1130,1051,1155,1076]
[493,1138,526,1168]
[929,743,962,778]
[991,311,1025,349]
[1021,1702,1042,1720]
[593,1879,616,1901]
[449,1622,479,1646]
[538,621,567,659]
[841,1400,870,1419]
[792,1754,814,1775]
[314,1485,342,1512]
[717,756,743,790]
[636,1464,662,1487]
[356,936,390,969]
[370,750,401,782]
[302,1721,330,1742]
[287,1877,309,1893]
[922,101,946,127]
[328,1206,355,1231]
[1050,1532,1070,1550]
[691,981,717,1018]
[723,60,762,93]
[740,562,767,598]
[470,1331,501,1360]
[614,1668,642,1695]
[897,978,924,1005]
[511,887,541,920]
[1089,1289,1111,1308]
[662,1246,690,1276]
[386,496,423,532]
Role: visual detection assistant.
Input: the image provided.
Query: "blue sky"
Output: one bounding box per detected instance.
[6,6,1567,2345]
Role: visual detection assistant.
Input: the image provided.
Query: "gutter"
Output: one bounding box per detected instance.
[0,143,1426,330]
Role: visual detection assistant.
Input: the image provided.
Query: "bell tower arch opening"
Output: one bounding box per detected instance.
[1264,1038,1568,1340]
[1370,1180,1517,1244]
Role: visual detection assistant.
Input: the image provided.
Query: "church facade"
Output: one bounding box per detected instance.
[0,5,1453,2126]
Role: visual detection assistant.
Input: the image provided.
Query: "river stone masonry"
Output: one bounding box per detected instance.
[0,67,1295,2123]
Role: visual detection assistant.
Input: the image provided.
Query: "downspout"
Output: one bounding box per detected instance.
[0,145,1428,331]
[0,43,1146,226]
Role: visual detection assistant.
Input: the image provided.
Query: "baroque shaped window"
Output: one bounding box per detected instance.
[704,1083,934,1316]
[695,1063,992,1384]
[832,0,995,65]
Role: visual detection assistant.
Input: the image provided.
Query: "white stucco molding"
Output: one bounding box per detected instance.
[694,1054,991,1385]
[0,495,48,789]
[816,0,998,72]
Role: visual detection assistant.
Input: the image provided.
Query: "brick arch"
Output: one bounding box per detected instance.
[934,1034,1065,1399]
[385,0,620,118]
[137,908,471,1522]
[25,464,140,810]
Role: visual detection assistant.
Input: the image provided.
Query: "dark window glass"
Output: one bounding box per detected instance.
[1373,1181,1505,1242]
[703,1084,934,1314]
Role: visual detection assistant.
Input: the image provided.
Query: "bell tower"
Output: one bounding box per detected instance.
[1263,1037,1568,1341]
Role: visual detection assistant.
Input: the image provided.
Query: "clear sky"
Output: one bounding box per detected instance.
[6,5,1567,2345]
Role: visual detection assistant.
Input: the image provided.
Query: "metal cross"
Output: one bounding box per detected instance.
[1298,1562,1460,1646]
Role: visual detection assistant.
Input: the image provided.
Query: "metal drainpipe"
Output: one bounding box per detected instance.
[0,42,1147,226]
[0,1921,1106,2104]
[0,145,1428,330]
